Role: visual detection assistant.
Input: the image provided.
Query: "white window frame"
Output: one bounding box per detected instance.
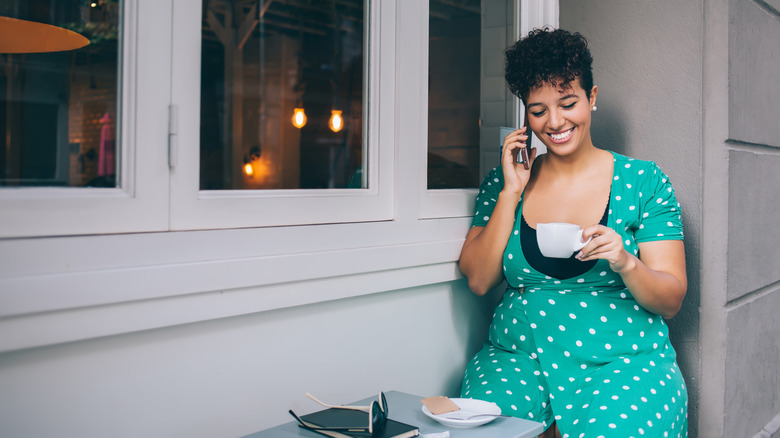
[0,1,171,238]
[168,0,394,230]
[0,0,415,353]
[418,0,558,220]
[0,0,560,353]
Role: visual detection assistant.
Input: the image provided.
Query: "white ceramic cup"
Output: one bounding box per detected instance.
[536,222,591,258]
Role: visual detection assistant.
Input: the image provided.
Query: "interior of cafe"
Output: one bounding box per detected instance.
[1,0,481,192]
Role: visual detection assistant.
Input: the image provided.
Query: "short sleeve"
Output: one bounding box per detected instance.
[634,162,684,242]
[471,167,504,227]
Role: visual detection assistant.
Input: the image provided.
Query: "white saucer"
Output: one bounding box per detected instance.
[421,398,502,429]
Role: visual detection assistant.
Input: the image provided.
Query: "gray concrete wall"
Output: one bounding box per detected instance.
[727,150,780,300]
[728,0,780,150]
[725,284,780,437]
[722,0,780,436]
[700,0,731,435]
[559,1,703,435]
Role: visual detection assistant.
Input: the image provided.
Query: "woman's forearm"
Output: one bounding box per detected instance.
[615,244,687,319]
[459,191,522,295]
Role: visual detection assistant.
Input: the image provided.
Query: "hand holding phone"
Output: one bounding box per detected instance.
[519,112,530,170]
[498,120,531,170]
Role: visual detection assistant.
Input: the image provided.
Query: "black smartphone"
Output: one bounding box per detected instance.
[519,112,530,170]
[500,124,530,169]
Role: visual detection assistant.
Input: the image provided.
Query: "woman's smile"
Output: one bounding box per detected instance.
[547,127,575,143]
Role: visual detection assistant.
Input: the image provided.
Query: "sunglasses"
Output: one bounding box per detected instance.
[289,392,388,435]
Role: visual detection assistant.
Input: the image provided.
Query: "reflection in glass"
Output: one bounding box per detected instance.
[0,0,121,188]
[291,107,307,129]
[428,0,480,189]
[200,0,366,190]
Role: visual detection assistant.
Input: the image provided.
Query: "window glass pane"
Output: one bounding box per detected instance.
[200,0,366,190]
[0,0,121,188]
[428,0,480,189]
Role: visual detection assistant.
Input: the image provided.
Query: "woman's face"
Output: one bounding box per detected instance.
[526,79,598,157]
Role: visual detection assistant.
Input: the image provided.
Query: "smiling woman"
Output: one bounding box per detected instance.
[457,27,689,438]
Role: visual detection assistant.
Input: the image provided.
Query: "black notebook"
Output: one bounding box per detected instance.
[297,408,419,438]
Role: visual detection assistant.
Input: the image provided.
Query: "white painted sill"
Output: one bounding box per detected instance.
[0,218,471,353]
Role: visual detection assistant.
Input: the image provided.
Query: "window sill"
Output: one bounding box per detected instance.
[0,221,470,353]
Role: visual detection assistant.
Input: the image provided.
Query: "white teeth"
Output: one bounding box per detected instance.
[550,128,574,141]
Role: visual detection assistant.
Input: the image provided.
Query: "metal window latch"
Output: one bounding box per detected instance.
[168,104,179,169]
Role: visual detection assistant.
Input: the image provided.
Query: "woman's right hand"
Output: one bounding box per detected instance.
[500,126,536,195]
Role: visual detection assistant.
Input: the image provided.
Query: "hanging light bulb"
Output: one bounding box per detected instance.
[328,110,344,133]
[291,107,307,128]
[242,145,261,177]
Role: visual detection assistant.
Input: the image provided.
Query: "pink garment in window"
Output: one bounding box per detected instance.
[98,112,115,176]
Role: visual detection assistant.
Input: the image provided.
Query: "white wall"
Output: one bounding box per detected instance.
[0,280,498,437]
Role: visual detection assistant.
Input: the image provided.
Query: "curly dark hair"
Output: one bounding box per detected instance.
[505,27,593,103]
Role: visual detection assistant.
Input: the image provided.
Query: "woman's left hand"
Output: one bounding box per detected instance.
[575,225,687,319]
[575,225,635,273]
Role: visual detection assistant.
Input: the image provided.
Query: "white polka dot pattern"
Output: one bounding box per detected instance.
[461,152,688,436]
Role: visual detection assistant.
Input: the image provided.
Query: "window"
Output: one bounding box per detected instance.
[420,0,557,219]
[199,0,366,191]
[420,0,514,218]
[0,0,392,236]
[0,0,558,235]
[0,0,559,352]
[0,0,170,238]
[427,0,481,190]
[1,1,120,189]
[169,0,392,229]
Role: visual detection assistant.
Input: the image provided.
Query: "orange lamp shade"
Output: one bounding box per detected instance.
[328,110,344,133]
[291,107,307,128]
[0,16,90,53]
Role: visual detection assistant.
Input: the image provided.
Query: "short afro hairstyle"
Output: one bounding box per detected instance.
[505,27,594,103]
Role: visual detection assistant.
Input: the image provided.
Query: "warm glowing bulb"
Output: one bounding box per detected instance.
[329,110,343,132]
[244,163,254,176]
[291,108,307,128]
[91,2,98,7]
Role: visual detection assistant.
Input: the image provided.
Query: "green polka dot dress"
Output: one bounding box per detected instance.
[461,152,688,437]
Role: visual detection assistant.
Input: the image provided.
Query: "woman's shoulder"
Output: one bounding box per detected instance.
[479,166,505,189]
[608,151,663,178]
[485,165,502,178]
